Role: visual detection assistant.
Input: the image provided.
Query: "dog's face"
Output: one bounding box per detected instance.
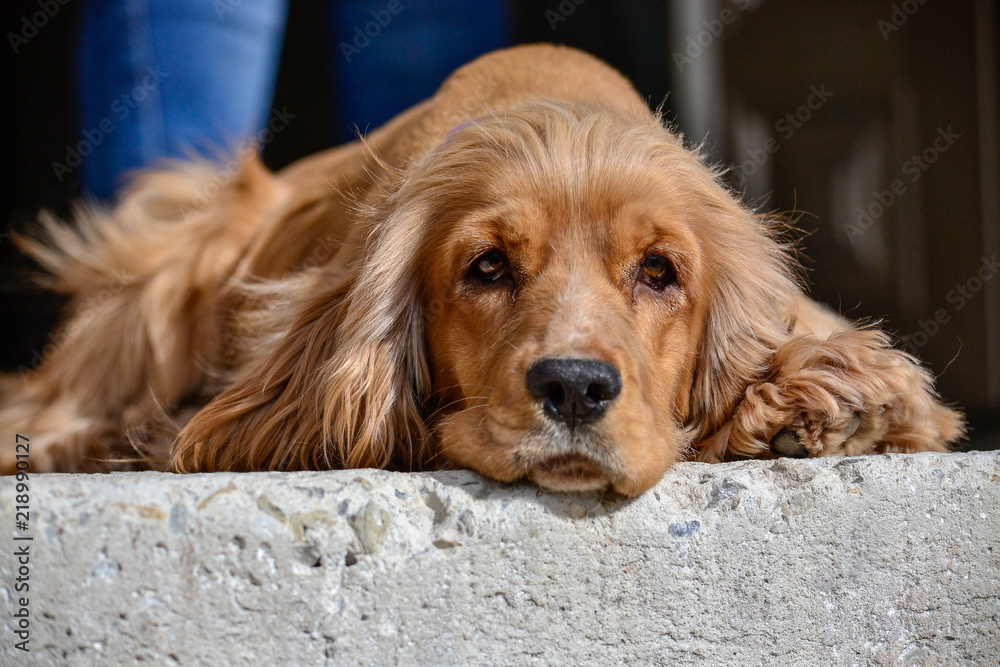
[172,102,794,495]
[425,195,706,495]
[409,104,738,496]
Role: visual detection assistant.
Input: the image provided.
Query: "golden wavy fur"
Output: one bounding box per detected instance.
[0,45,963,495]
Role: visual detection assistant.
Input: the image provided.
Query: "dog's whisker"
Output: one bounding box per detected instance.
[426,397,492,423]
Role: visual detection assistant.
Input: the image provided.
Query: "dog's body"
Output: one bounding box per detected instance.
[1,45,962,495]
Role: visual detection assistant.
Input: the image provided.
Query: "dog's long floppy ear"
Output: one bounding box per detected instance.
[684,193,799,452]
[170,197,433,473]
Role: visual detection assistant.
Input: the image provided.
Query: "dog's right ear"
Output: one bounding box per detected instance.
[170,196,434,473]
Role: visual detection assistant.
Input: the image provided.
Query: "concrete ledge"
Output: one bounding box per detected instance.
[2,452,998,665]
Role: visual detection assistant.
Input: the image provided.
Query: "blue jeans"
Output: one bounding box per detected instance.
[328,0,510,142]
[77,0,288,200]
[76,0,509,199]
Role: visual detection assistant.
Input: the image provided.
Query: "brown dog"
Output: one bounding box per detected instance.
[0,45,963,496]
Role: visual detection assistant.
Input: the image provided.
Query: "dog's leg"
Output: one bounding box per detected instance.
[695,328,965,462]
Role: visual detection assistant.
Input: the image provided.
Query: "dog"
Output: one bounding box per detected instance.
[0,45,963,496]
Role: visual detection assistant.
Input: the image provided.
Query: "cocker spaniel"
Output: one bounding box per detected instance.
[1,45,963,496]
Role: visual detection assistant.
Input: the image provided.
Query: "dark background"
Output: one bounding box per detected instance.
[2,0,997,448]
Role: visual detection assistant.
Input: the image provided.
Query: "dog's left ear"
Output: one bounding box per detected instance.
[170,197,432,472]
[684,199,799,452]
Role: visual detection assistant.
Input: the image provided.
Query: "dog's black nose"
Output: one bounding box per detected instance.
[526,358,622,428]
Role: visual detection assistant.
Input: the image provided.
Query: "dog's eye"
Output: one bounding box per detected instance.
[639,254,677,290]
[469,249,508,283]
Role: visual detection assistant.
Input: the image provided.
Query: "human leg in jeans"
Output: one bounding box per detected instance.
[76,0,288,200]
[327,0,511,142]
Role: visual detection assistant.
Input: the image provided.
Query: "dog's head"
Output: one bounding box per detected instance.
[174,101,797,496]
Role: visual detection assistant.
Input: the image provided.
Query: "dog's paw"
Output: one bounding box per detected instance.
[695,329,963,462]
[768,411,862,458]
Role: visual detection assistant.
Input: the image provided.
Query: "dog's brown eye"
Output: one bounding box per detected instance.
[469,249,507,283]
[640,254,677,290]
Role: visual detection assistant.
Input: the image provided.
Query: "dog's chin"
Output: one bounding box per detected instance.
[527,453,612,493]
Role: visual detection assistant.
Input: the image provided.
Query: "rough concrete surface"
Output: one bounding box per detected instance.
[1,451,998,666]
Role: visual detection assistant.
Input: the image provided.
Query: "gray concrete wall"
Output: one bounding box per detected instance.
[2,451,998,665]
